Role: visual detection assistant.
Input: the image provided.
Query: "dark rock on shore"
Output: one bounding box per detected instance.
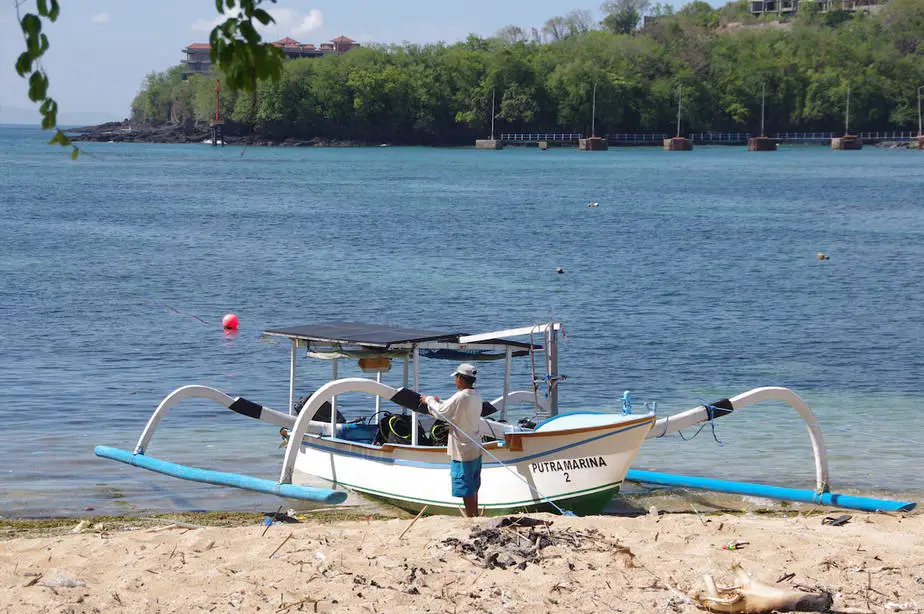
[67,122,368,147]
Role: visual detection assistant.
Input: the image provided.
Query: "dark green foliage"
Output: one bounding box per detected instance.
[18,0,924,149]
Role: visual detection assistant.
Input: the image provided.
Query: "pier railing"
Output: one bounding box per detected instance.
[775,131,919,143]
[500,133,583,143]
[690,132,752,144]
[608,132,668,145]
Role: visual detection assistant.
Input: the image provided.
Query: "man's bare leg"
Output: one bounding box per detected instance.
[463,494,479,517]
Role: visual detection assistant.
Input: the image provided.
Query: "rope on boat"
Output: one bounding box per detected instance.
[675,401,727,445]
[435,411,575,516]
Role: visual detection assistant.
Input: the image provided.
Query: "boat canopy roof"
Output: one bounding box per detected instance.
[262,321,537,357]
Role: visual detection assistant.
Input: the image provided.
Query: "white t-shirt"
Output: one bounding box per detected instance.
[426,388,483,461]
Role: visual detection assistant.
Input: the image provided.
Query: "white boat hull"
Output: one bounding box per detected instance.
[293,413,654,515]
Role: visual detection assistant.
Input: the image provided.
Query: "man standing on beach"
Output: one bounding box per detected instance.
[419,363,483,517]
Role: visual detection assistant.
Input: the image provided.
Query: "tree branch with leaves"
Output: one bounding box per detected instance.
[14,0,285,157]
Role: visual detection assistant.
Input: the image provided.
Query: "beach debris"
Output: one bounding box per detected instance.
[70,520,89,534]
[691,567,833,613]
[398,505,430,541]
[269,532,295,559]
[39,570,85,588]
[262,504,300,536]
[439,516,608,571]
[822,514,852,527]
[722,540,749,551]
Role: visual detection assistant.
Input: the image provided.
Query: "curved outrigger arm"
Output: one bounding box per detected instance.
[280,378,408,484]
[134,385,295,454]
[646,386,829,493]
[95,384,345,503]
[633,386,916,512]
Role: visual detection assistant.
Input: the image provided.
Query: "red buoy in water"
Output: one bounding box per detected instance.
[222,313,239,330]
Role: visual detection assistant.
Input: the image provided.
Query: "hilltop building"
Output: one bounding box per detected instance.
[749,0,885,16]
[182,36,359,78]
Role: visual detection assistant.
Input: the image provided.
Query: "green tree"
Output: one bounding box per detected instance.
[15,0,285,157]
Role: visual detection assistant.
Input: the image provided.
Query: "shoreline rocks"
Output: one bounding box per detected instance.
[67,122,370,147]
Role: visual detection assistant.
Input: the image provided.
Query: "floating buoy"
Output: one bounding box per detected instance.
[222,313,239,330]
[556,267,565,274]
[817,253,830,261]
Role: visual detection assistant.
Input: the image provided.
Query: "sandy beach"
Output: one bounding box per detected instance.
[1,510,921,613]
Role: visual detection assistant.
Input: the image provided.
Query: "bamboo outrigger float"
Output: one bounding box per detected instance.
[96,321,916,515]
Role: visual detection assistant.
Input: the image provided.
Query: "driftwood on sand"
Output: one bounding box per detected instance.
[692,566,833,613]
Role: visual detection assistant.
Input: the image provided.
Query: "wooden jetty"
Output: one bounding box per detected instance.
[500,133,583,147]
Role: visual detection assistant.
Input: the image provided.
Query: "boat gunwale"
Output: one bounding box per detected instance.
[299,413,656,459]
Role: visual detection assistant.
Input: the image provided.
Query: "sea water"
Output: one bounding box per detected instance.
[1,125,922,516]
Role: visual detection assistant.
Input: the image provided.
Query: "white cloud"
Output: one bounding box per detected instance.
[191,7,323,38]
[191,7,244,32]
[91,12,110,24]
[271,8,324,37]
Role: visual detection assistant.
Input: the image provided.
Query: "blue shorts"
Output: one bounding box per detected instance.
[450,457,482,498]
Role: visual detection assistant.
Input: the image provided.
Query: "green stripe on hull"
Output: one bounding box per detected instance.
[342,482,623,517]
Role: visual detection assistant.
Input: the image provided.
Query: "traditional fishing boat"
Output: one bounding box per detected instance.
[96,320,916,515]
[97,322,655,515]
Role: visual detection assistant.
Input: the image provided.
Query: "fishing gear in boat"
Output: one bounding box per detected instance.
[374,411,429,446]
[429,420,449,446]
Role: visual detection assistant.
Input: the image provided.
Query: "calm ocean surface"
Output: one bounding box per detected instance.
[1,124,922,517]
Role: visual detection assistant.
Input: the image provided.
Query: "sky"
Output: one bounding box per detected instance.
[0,0,704,124]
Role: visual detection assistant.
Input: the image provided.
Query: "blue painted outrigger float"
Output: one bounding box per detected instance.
[95,321,916,514]
[630,386,916,513]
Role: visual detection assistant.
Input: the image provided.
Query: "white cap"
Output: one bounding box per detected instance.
[452,363,477,379]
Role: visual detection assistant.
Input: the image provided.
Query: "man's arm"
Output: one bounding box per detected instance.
[425,392,464,422]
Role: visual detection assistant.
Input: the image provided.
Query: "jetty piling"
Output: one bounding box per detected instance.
[578,82,608,151]
[832,84,862,150]
[665,85,693,151]
[748,83,778,151]
[475,89,504,150]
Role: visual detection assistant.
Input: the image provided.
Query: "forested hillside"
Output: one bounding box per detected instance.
[130,0,924,144]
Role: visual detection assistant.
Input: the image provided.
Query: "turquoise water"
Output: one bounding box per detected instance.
[2,125,922,516]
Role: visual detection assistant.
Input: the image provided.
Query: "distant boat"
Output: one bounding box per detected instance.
[587,202,599,208]
[202,138,224,146]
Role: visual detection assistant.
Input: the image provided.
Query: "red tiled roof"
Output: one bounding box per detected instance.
[186,43,211,50]
[273,37,302,47]
[330,35,355,43]
[302,44,316,49]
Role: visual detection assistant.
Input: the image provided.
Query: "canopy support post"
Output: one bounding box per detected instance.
[375,371,383,426]
[288,340,298,416]
[402,353,409,388]
[330,359,339,435]
[502,347,512,422]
